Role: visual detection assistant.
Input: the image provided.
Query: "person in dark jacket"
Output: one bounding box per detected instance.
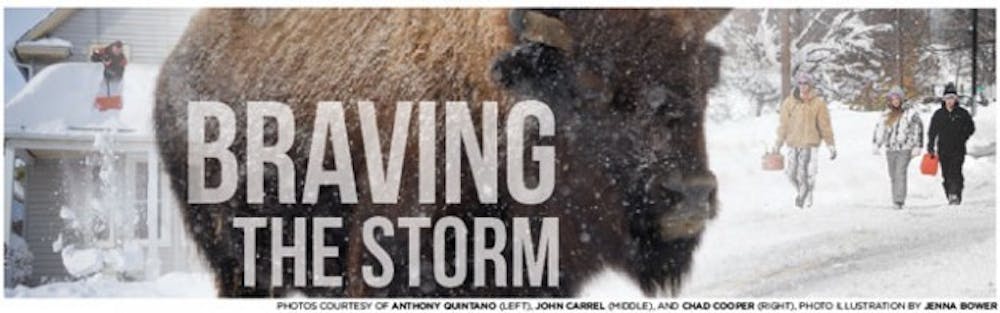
[90,41,127,96]
[927,83,975,205]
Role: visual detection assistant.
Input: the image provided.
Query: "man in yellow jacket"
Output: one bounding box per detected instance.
[775,72,836,208]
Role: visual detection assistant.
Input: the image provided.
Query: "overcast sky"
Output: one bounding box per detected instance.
[5,8,52,102]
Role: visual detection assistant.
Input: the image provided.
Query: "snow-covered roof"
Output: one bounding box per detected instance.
[12,37,73,61]
[5,62,159,139]
[15,37,72,48]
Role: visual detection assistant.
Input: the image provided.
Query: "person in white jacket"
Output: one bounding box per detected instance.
[872,86,924,210]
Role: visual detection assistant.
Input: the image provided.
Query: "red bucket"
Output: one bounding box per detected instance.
[762,152,784,171]
[920,153,938,176]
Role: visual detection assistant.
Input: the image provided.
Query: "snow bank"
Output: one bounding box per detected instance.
[119,62,160,134]
[60,246,103,278]
[4,272,215,298]
[967,105,996,157]
[5,62,160,136]
[104,242,146,276]
[5,63,104,133]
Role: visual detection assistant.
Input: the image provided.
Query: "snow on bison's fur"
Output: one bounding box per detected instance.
[155,9,728,297]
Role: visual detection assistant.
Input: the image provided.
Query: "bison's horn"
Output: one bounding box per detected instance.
[509,9,574,54]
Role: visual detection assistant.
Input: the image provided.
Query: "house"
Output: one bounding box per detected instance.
[4,8,202,286]
[10,8,196,79]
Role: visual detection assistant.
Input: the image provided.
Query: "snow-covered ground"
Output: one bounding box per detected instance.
[4,272,214,297]
[682,104,996,298]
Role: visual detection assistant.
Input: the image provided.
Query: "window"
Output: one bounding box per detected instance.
[133,161,149,239]
[124,154,169,247]
[11,157,27,237]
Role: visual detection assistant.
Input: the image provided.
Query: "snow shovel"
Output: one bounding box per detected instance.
[95,96,122,111]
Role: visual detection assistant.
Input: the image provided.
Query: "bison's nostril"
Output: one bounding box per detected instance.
[648,172,717,206]
[653,172,717,241]
[682,172,718,205]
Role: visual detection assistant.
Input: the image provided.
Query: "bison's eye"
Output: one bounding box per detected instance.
[609,86,637,112]
[646,84,690,126]
[662,113,684,130]
[644,85,668,110]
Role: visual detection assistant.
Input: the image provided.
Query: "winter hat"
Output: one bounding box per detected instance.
[943,83,958,97]
[886,86,904,100]
[795,72,814,86]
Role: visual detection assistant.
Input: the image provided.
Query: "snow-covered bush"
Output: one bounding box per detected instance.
[4,233,34,287]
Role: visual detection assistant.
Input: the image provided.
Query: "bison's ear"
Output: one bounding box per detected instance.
[659,9,730,39]
[491,9,575,94]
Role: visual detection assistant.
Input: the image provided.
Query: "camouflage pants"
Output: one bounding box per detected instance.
[785,147,818,204]
[886,150,912,204]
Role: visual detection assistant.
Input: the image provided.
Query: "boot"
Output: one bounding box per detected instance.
[947,194,959,205]
[893,201,904,210]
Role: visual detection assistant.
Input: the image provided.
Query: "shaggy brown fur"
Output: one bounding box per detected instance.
[155,8,727,297]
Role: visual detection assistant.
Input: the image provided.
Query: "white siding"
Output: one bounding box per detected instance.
[45,8,196,65]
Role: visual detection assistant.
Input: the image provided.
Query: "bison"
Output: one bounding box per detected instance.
[155,8,727,297]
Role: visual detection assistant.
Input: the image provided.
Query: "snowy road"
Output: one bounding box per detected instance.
[681,106,996,297]
[684,198,994,297]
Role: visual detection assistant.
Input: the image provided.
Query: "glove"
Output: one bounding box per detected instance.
[828,145,837,160]
[911,147,921,158]
[927,147,935,156]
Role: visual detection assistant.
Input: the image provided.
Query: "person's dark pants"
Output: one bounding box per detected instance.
[938,153,965,199]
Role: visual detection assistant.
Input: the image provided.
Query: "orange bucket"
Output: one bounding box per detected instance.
[762,151,784,171]
[920,153,938,176]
